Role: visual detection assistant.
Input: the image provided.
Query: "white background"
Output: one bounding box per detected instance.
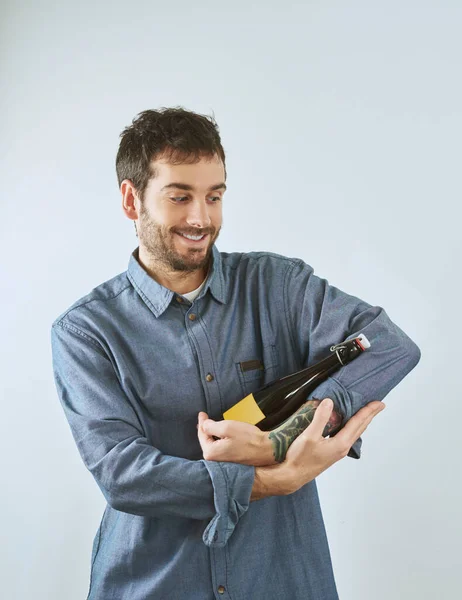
[1,1,460,598]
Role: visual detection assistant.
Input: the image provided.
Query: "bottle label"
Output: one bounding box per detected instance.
[223,393,266,425]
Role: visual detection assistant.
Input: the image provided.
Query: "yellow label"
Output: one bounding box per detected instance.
[223,393,266,425]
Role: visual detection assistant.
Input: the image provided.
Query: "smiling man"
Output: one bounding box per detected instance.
[51,107,421,600]
[121,155,225,294]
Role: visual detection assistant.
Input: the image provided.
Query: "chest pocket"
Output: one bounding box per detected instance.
[235,344,279,398]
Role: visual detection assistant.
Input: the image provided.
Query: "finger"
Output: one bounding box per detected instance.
[198,412,209,425]
[197,423,212,444]
[201,418,231,439]
[303,398,334,440]
[347,401,385,440]
[197,413,215,446]
[334,402,385,449]
[198,412,213,434]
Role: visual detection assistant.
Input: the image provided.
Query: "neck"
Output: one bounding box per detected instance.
[137,247,208,295]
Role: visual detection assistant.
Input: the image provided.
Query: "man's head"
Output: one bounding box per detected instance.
[117,107,226,274]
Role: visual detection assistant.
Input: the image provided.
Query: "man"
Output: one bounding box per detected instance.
[51,107,421,600]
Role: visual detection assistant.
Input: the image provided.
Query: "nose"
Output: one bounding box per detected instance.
[186,199,211,229]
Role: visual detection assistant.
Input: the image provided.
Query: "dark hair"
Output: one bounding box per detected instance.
[116,106,226,200]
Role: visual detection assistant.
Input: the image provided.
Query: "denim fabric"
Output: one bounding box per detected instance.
[51,246,421,600]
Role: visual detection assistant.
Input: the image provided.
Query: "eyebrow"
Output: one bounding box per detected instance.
[160,182,227,192]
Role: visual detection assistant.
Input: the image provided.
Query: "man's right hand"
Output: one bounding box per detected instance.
[251,398,386,500]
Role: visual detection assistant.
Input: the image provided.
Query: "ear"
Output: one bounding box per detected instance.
[121,180,140,222]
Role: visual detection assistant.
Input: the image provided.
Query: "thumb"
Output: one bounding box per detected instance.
[197,412,209,430]
[198,411,209,423]
[199,412,219,433]
[200,417,217,435]
[302,397,334,439]
[200,417,228,440]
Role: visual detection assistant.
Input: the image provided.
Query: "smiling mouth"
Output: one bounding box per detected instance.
[176,232,209,244]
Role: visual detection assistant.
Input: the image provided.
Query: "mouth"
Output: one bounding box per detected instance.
[175,232,210,246]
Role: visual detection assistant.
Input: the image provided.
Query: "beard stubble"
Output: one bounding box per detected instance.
[138,206,220,273]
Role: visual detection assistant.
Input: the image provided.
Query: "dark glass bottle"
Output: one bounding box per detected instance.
[223,334,370,430]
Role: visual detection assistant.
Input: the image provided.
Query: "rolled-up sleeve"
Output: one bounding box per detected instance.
[202,460,255,547]
[51,320,254,543]
[284,259,421,458]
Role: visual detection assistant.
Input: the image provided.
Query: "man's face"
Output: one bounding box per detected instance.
[136,155,225,273]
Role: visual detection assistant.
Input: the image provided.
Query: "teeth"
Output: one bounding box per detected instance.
[181,233,204,240]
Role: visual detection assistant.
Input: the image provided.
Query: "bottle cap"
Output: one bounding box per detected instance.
[357,333,371,349]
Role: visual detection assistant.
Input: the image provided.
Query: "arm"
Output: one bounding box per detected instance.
[51,321,254,547]
[284,259,421,458]
[198,399,343,465]
[198,260,420,466]
[268,398,342,462]
[251,398,386,501]
[197,398,385,499]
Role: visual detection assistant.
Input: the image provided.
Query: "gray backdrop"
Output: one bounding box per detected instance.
[1,1,460,598]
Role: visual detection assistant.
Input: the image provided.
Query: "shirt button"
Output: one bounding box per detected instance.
[188,313,196,321]
[205,373,214,382]
[217,585,225,594]
[176,296,183,303]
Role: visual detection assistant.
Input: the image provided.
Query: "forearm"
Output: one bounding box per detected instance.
[251,463,293,501]
[88,439,230,520]
[252,404,335,499]
[252,398,386,502]
[268,399,343,462]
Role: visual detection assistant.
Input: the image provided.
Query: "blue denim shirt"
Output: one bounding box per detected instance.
[51,246,421,600]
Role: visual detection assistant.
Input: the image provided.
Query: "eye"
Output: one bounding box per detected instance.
[209,196,222,203]
[170,197,188,203]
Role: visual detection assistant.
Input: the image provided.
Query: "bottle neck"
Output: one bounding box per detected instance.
[298,351,344,378]
[273,352,343,400]
[295,340,363,381]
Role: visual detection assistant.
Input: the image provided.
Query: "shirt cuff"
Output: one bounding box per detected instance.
[201,460,255,547]
[307,376,364,459]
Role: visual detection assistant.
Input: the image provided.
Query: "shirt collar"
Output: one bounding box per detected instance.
[127,245,227,317]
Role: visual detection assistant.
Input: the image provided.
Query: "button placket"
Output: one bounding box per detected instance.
[185,304,219,427]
